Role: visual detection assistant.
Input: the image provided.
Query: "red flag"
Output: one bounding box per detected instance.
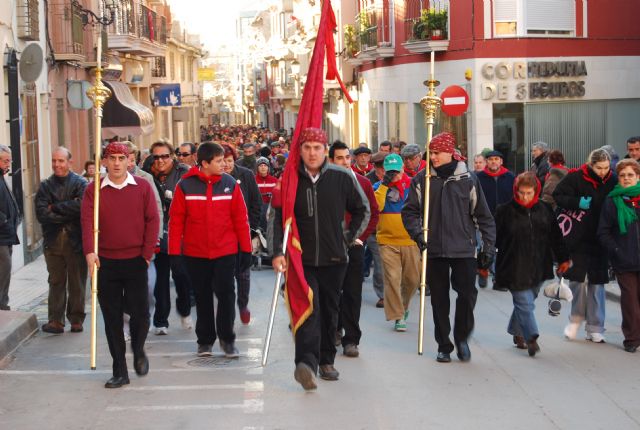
[281,0,351,334]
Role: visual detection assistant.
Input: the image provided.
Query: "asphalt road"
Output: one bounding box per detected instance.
[0,267,638,430]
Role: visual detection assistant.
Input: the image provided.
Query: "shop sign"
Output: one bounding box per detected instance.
[480,61,587,101]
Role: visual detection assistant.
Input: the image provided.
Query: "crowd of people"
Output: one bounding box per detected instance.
[1,129,639,391]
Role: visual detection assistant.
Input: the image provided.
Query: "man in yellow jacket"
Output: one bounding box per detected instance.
[373,154,420,331]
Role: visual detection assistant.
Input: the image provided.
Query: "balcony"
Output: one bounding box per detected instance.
[49,0,87,63]
[17,0,40,41]
[354,2,395,61]
[106,0,167,57]
[402,0,449,53]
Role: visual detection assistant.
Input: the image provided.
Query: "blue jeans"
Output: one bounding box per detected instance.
[568,281,605,334]
[366,235,384,300]
[507,285,541,341]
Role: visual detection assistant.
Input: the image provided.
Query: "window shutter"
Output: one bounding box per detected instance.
[526,0,575,31]
[494,0,517,21]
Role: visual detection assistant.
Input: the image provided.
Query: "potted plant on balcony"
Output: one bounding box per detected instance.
[344,24,360,57]
[413,9,430,41]
[357,10,371,49]
[427,8,448,40]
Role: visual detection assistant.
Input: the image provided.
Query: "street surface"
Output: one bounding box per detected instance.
[0,267,638,430]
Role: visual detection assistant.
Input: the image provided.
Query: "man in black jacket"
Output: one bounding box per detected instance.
[36,148,88,333]
[221,144,262,324]
[272,128,369,389]
[0,144,20,311]
[146,141,192,335]
[402,132,495,363]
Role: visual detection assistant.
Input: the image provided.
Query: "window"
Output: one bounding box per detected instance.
[169,52,175,80]
[180,55,186,81]
[494,0,575,38]
[17,0,39,41]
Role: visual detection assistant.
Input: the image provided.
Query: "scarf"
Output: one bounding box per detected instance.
[405,160,426,178]
[581,164,612,189]
[483,166,509,177]
[389,173,411,197]
[609,183,640,234]
[433,159,458,179]
[513,176,541,209]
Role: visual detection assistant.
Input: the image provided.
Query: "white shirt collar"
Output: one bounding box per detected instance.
[305,167,321,184]
[101,172,137,190]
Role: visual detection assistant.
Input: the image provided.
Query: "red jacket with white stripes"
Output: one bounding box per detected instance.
[168,166,252,259]
[255,173,278,203]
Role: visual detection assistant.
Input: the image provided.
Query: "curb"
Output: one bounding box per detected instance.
[0,311,39,365]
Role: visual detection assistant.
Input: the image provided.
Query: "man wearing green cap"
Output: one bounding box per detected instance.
[373,153,420,332]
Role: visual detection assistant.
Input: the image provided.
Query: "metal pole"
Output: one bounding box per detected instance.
[261,222,291,367]
[417,51,441,355]
[86,30,112,370]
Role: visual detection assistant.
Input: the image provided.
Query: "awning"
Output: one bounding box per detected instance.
[102,80,154,138]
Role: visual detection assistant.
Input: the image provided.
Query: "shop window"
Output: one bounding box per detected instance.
[494,0,575,38]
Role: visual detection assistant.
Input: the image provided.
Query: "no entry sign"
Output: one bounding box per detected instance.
[440,85,469,116]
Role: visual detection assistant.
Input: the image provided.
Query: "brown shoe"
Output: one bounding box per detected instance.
[375,298,384,308]
[319,364,339,381]
[513,335,526,349]
[70,323,83,333]
[42,321,64,334]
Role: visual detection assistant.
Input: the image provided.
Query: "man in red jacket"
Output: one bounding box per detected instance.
[81,142,160,388]
[168,142,252,358]
[329,141,379,357]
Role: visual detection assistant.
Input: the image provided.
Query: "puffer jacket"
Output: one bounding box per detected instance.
[35,172,87,253]
[402,161,496,258]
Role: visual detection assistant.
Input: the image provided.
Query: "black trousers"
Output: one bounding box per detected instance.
[97,257,149,377]
[338,245,364,346]
[184,255,236,346]
[427,257,477,354]
[295,264,347,372]
[235,252,250,310]
[153,252,192,328]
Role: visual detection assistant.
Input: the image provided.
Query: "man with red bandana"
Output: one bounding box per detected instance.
[402,132,495,364]
[475,150,515,290]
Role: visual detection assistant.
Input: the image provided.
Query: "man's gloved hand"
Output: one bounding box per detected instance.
[413,235,428,253]
[579,196,592,210]
[477,250,494,270]
[382,170,399,186]
[556,260,572,276]
[239,252,253,272]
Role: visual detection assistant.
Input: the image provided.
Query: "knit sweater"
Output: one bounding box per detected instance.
[81,176,160,260]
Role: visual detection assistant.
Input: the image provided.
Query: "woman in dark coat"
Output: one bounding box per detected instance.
[552,148,615,343]
[597,159,640,353]
[495,172,571,356]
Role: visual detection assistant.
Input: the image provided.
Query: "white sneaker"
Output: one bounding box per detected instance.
[154,326,169,335]
[586,333,606,343]
[564,322,581,340]
[181,315,193,330]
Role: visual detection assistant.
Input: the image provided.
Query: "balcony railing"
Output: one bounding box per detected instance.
[150,56,166,78]
[17,0,40,41]
[354,2,394,59]
[106,0,167,55]
[49,0,88,62]
[402,0,450,52]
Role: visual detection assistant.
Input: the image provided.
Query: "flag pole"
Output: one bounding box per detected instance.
[417,51,441,355]
[85,30,111,370]
[262,222,291,367]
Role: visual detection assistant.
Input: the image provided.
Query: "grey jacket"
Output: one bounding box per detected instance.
[402,162,496,258]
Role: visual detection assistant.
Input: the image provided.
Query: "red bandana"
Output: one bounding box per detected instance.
[483,166,509,177]
[103,142,129,157]
[299,128,327,145]
[429,132,465,161]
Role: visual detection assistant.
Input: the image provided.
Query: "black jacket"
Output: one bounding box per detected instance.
[230,164,262,233]
[552,165,615,283]
[0,174,20,246]
[35,172,87,253]
[274,160,370,267]
[531,152,550,185]
[476,170,515,216]
[495,200,569,291]
[236,156,257,173]
[402,161,496,259]
[597,197,640,273]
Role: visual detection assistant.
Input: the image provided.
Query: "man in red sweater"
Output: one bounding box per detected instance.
[329,141,379,357]
[81,142,159,389]
[168,142,252,358]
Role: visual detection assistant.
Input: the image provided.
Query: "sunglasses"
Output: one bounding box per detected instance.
[176,152,192,157]
[153,154,172,161]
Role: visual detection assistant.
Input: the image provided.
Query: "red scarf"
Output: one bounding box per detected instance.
[405,159,426,177]
[624,195,640,209]
[581,164,612,189]
[483,166,509,177]
[513,176,541,209]
[352,163,373,175]
[389,173,411,197]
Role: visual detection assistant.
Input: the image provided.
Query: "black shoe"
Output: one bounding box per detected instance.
[134,352,149,376]
[527,337,541,357]
[492,286,508,292]
[197,344,213,357]
[104,375,130,388]
[219,339,239,358]
[319,364,339,381]
[343,344,359,357]
[436,352,451,363]
[294,362,317,391]
[334,330,343,347]
[456,340,471,362]
[624,345,638,353]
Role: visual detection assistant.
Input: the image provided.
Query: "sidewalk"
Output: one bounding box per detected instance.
[0,255,49,364]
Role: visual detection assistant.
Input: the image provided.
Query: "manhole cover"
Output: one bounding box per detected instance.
[186,356,238,367]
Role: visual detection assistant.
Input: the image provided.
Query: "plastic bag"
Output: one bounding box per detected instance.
[543,278,573,302]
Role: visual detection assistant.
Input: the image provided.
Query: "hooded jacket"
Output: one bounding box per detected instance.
[402,161,496,258]
[168,167,252,259]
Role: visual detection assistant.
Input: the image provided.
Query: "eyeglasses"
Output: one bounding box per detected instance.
[176,152,192,157]
[153,154,172,161]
